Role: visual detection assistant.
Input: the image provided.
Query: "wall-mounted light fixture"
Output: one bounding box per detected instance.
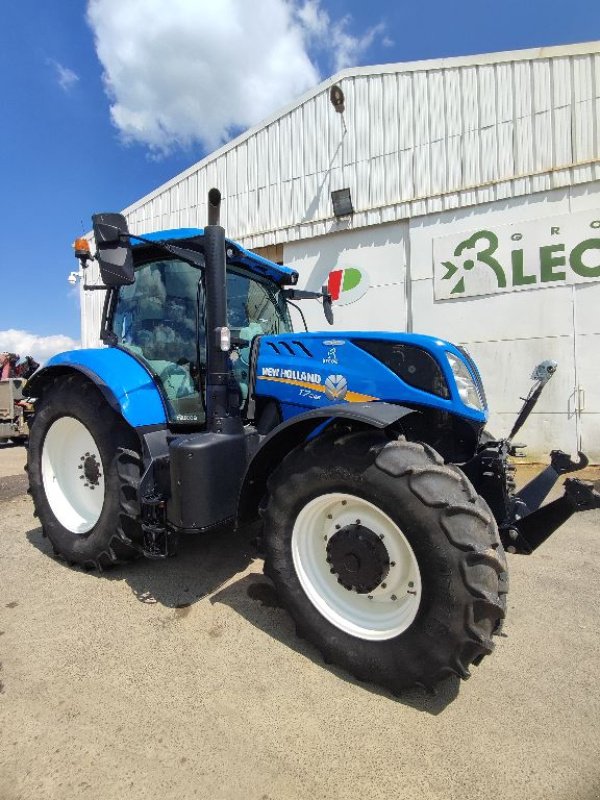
[329,84,345,113]
[331,188,354,217]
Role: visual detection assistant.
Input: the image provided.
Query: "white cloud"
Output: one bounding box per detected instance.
[297,1,385,72]
[86,0,384,154]
[0,330,79,366]
[50,60,80,91]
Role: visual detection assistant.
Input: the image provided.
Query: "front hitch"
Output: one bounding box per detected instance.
[517,449,589,511]
[462,358,599,556]
[503,477,600,554]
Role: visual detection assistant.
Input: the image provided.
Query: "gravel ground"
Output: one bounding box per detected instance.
[0,445,599,800]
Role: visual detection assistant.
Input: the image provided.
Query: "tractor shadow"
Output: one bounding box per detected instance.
[25,521,258,609]
[211,572,461,714]
[26,523,459,713]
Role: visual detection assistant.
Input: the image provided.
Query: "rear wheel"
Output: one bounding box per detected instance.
[263,431,507,694]
[27,374,143,569]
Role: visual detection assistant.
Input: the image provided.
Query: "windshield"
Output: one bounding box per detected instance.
[110,256,292,424]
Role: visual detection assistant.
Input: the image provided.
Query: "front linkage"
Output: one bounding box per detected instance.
[462,360,600,555]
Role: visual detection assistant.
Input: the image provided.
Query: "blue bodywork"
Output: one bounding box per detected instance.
[255,331,487,425]
[39,349,167,428]
[31,229,487,431]
[131,228,298,286]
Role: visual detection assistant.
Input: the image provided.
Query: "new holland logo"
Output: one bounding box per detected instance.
[324,374,348,401]
[327,267,370,306]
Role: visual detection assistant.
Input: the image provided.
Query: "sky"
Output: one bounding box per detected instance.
[0,0,598,361]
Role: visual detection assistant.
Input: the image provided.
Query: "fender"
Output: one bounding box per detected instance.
[24,348,167,429]
[237,401,418,525]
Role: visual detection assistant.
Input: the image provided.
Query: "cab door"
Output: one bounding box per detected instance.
[110,257,206,426]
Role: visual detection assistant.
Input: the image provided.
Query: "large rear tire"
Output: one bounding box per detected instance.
[262,431,507,694]
[27,374,143,569]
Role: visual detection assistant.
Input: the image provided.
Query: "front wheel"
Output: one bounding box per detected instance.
[27,374,143,569]
[263,432,507,694]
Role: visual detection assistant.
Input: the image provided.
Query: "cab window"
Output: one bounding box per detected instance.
[111,258,205,425]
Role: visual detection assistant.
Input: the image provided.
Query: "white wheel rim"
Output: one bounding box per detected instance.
[292,493,422,641]
[41,416,105,534]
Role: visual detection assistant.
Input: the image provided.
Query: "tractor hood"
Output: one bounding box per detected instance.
[254,330,488,425]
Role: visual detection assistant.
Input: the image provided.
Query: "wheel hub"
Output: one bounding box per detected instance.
[81,453,102,487]
[326,524,390,593]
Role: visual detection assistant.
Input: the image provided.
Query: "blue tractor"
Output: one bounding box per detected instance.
[25,190,599,694]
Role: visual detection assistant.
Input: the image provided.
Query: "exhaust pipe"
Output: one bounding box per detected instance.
[208,187,221,226]
[203,189,242,434]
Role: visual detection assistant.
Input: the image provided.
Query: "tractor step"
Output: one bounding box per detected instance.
[141,522,177,559]
[140,492,177,559]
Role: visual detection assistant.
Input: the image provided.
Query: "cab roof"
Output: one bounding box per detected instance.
[132,228,298,286]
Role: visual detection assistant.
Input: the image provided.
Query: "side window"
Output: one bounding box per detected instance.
[226,270,292,403]
[227,272,291,338]
[112,259,205,425]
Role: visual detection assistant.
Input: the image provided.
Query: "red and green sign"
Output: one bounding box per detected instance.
[327,267,370,306]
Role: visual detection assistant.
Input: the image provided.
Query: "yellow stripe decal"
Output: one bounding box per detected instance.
[256,375,377,403]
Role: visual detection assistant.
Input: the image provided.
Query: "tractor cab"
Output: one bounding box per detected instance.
[103,229,295,427]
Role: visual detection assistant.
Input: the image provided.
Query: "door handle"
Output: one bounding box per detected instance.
[578,386,586,412]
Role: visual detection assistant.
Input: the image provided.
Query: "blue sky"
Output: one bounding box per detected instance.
[0,0,598,360]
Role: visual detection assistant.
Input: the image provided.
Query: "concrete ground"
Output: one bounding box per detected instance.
[1,442,599,800]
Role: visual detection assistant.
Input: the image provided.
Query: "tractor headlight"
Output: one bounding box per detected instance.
[447,353,484,410]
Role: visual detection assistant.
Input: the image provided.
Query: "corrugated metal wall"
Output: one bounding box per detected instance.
[123,43,600,249]
[82,42,600,346]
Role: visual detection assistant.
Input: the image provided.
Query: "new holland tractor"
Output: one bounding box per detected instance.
[25,190,600,694]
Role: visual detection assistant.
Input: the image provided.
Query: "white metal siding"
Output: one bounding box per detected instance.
[408,181,600,461]
[117,42,600,252]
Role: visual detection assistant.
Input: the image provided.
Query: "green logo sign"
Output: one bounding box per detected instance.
[442,231,507,294]
[434,213,600,300]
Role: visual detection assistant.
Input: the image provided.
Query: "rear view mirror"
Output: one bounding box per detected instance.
[92,213,135,287]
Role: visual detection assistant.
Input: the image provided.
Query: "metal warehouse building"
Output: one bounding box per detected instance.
[82,41,600,461]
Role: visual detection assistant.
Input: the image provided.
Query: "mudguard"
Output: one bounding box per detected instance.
[24,348,167,429]
[237,401,417,524]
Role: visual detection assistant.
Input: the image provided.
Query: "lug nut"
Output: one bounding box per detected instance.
[327,514,332,519]
[390,561,396,567]
[381,583,387,589]
[341,500,347,506]
[391,595,397,601]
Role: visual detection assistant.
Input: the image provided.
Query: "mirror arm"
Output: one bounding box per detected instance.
[282,289,327,301]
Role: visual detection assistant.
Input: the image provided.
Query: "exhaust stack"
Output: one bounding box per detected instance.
[203,189,242,434]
